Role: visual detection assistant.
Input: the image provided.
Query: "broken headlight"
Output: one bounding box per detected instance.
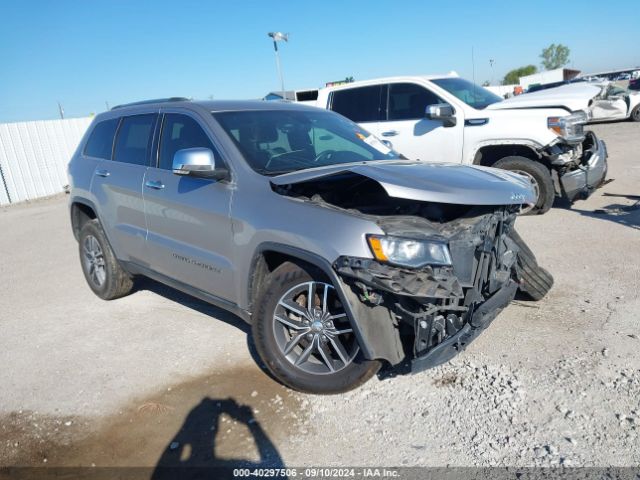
[367,235,452,268]
[547,110,588,143]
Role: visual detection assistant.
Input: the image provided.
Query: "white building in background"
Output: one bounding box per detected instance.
[519,68,581,89]
[0,117,92,205]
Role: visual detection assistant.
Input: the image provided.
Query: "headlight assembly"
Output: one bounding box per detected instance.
[367,235,452,268]
[548,110,588,142]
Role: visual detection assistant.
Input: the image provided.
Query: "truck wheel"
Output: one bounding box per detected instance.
[509,229,554,301]
[79,219,134,300]
[252,261,381,394]
[494,156,555,215]
[630,105,640,122]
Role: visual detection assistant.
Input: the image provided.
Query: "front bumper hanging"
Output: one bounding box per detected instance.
[560,131,608,202]
[410,280,518,373]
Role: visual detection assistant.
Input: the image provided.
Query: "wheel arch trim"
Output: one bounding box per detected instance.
[248,242,376,360]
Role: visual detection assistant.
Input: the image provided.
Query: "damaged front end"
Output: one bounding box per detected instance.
[272,165,546,373]
[544,131,608,202]
[334,206,521,373]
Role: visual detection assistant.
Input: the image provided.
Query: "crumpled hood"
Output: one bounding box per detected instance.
[271,161,536,206]
[487,83,602,112]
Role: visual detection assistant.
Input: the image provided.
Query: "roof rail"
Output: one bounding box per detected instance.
[111,97,191,110]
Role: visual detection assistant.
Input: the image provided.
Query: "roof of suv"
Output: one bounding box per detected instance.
[106,98,320,115]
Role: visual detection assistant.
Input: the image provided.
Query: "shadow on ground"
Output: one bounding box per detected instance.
[152,397,287,480]
[134,277,273,378]
[569,194,640,230]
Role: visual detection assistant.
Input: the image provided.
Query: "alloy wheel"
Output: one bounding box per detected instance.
[272,281,358,375]
[82,235,106,288]
[512,169,540,214]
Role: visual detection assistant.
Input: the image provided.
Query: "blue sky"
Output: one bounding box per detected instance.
[1,0,638,123]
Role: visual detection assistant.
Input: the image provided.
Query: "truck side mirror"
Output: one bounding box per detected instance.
[425,103,457,127]
[172,148,228,180]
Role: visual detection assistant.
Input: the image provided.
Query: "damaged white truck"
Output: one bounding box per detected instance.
[305,75,608,215]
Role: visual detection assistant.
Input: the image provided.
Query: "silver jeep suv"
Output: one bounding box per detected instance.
[68,98,552,393]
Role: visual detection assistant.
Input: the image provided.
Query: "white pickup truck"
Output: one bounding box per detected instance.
[303,75,608,214]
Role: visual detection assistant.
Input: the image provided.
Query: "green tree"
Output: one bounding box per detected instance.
[540,44,570,70]
[502,65,537,85]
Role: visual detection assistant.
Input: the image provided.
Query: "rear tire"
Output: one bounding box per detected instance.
[252,261,381,394]
[630,105,640,122]
[79,219,134,300]
[494,156,555,215]
[509,229,554,301]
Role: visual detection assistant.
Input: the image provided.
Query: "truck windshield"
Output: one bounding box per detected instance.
[432,78,503,110]
[213,109,401,175]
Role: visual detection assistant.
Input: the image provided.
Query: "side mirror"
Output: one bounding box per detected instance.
[425,103,457,127]
[172,148,228,180]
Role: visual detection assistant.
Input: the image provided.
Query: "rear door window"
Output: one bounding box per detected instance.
[387,83,443,121]
[330,85,385,123]
[113,114,157,166]
[158,114,219,170]
[83,119,119,159]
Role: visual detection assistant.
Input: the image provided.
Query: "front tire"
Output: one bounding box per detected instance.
[509,230,554,301]
[630,105,640,122]
[252,262,380,394]
[494,156,555,215]
[79,219,134,300]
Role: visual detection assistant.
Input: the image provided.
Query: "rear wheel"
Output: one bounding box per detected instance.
[630,105,640,122]
[252,262,380,394]
[79,219,134,300]
[509,229,554,301]
[494,156,555,215]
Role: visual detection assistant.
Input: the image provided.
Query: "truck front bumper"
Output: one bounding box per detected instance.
[560,131,608,202]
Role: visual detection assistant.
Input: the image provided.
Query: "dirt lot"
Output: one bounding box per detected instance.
[1,121,639,470]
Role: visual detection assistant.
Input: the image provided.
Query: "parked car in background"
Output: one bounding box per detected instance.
[628,78,640,91]
[304,75,608,215]
[527,78,585,93]
[508,82,640,123]
[68,98,552,393]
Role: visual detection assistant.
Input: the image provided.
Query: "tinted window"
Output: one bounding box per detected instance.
[83,119,119,159]
[158,114,218,170]
[214,109,400,175]
[113,114,156,166]
[330,85,384,123]
[388,83,443,121]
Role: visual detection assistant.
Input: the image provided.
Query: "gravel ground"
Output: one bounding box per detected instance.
[0,121,638,469]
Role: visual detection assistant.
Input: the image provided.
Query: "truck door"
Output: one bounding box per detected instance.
[378,82,464,163]
[329,85,386,141]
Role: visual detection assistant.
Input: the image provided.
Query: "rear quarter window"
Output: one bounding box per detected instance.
[83,119,119,160]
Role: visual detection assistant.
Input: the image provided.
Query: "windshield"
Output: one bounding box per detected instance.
[213,109,401,175]
[432,77,503,109]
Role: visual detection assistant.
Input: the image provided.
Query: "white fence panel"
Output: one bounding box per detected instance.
[0,117,93,205]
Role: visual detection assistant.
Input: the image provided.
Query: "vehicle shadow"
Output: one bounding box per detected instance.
[151,397,288,480]
[570,198,640,230]
[554,192,640,230]
[133,278,272,373]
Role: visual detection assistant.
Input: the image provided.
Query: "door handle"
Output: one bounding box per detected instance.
[95,169,110,177]
[381,130,399,137]
[145,180,165,190]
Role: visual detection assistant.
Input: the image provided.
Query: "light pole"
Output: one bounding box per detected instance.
[489,59,495,85]
[268,32,288,100]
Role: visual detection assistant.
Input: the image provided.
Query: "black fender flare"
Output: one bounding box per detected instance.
[69,196,100,241]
